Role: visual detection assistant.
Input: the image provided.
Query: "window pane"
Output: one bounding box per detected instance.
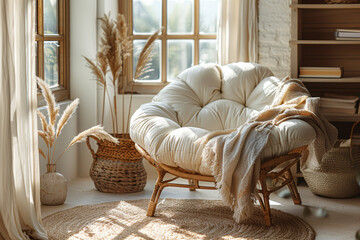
[167,40,193,81]
[167,0,194,34]
[44,41,59,87]
[44,0,58,34]
[199,40,217,64]
[199,0,219,34]
[133,0,161,34]
[133,40,161,82]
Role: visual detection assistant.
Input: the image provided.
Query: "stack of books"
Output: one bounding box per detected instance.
[335,29,360,40]
[320,94,359,115]
[299,67,343,78]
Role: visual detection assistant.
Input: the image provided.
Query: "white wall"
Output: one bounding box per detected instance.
[70,0,98,177]
[258,0,292,78]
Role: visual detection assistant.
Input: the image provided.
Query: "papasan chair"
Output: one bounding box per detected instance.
[130,62,320,226]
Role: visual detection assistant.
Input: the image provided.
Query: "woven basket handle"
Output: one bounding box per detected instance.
[350,119,360,161]
[86,135,99,160]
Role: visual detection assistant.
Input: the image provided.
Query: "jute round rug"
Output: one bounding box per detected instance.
[43,199,315,240]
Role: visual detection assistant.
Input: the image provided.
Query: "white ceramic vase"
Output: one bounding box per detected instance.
[40,164,67,205]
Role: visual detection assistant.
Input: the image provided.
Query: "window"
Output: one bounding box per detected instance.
[36,0,69,102]
[120,0,219,94]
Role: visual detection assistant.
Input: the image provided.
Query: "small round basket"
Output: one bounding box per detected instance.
[325,0,360,3]
[86,134,147,193]
[303,120,360,198]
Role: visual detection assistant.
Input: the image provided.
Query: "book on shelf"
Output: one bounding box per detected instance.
[299,67,343,78]
[322,93,359,103]
[320,107,357,115]
[320,94,359,115]
[336,29,360,38]
[335,37,360,41]
[335,29,360,40]
[320,102,355,109]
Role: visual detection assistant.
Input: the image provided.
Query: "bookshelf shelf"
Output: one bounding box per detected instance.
[291,4,360,9]
[300,77,360,83]
[324,113,360,122]
[291,40,360,45]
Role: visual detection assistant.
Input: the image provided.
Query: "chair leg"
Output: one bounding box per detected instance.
[188,179,197,191]
[259,174,272,226]
[147,170,166,217]
[285,170,302,205]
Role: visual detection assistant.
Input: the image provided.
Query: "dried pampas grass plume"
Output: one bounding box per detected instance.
[68,125,119,148]
[116,14,132,59]
[38,130,49,145]
[84,56,106,87]
[37,78,58,126]
[37,110,48,133]
[48,125,56,148]
[126,29,161,133]
[56,98,79,138]
[134,29,161,80]
[99,13,122,83]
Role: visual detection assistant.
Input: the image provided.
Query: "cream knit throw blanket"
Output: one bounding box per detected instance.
[200,77,338,223]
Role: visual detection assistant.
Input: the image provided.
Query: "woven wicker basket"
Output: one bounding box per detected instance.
[86,134,147,193]
[325,0,359,3]
[303,120,360,198]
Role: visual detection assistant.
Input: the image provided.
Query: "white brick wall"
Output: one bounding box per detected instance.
[258,0,292,79]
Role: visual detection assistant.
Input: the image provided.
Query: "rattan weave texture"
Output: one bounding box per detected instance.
[303,120,360,198]
[87,134,147,193]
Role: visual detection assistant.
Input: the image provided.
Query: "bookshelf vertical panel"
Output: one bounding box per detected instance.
[291,0,299,79]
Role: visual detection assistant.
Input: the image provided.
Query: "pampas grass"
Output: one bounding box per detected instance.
[54,125,118,165]
[37,78,117,169]
[126,29,161,132]
[37,77,58,126]
[68,125,119,148]
[134,29,160,80]
[84,13,159,137]
[56,98,79,138]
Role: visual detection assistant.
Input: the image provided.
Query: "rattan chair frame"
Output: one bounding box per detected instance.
[135,144,306,226]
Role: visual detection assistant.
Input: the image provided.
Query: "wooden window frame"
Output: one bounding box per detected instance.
[36,0,70,105]
[119,0,217,94]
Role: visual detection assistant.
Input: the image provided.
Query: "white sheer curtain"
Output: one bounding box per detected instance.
[217,0,258,65]
[0,0,47,239]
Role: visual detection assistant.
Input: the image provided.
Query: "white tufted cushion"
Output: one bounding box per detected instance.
[130,63,316,175]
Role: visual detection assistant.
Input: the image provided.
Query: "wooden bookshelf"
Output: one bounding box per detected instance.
[290,0,360,108]
[290,0,360,183]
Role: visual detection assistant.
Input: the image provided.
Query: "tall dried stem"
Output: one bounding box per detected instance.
[99,13,122,134]
[97,47,109,125]
[84,53,116,133]
[85,13,158,135]
[126,29,161,133]
[115,14,133,136]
